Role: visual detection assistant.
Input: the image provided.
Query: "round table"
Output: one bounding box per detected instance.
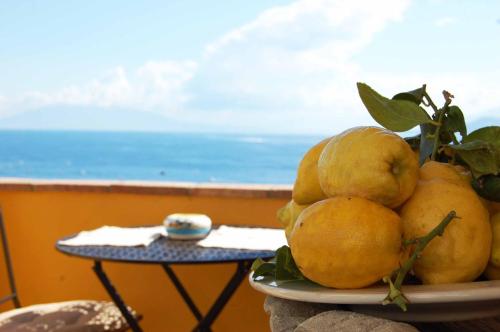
[56,226,277,332]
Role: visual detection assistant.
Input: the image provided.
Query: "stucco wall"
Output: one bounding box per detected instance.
[0,179,291,331]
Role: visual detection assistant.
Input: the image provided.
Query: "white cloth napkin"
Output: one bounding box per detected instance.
[58,226,167,247]
[197,226,287,251]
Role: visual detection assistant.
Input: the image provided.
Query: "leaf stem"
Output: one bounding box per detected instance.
[442,90,454,107]
[383,211,458,311]
[423,90,439,114]
[427,89,455,161]
[430,109,446,160]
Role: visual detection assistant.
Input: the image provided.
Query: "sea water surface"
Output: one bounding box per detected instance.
[0,131,323,184]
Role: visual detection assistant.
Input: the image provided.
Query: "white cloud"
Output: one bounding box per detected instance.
[195,0,410,113]
[23,67,132,108]
[135,61,197,110]
[1,0,498,133]
[434,17,456,27]
[188,0,498,133]
[2,61,197,117]
[178,0,414,133]
[2,0,410,123]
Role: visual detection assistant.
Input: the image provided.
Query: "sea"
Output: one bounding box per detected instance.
[0,130,323,184]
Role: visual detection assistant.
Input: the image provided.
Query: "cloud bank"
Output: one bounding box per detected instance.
[1,0,498,134]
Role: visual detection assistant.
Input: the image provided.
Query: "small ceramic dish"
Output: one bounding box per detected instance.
[164,213,212,240]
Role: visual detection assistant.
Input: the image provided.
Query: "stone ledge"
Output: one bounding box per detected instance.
[0,178,292,199]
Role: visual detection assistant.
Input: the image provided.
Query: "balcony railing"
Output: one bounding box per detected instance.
[0,179,291,331]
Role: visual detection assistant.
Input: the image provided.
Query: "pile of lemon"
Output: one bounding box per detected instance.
[278,126,500,289]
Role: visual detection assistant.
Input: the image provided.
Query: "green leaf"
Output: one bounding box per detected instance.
[439,106,467,145]
[392,86,425,105]
[452,140,491,150]
[457,126,500,177]
[357,83,432,132]
[419,123,436,166]
[251,257,266,271]
[252,262,276,279]
[472,175,500,202]
[464,126,500,146]
[275,245,304,281]
[252,246,306,282]
[448,140,498,177]
[456,152,496,178]
[444,106,467,138]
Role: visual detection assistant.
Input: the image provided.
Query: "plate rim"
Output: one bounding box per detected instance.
[249,272,500,305]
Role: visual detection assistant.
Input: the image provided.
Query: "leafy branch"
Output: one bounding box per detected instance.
[251,245,306,281]
[425,90,453,161]
[253,213,458,312]
[383,210,458,311]
[357,82,500,202]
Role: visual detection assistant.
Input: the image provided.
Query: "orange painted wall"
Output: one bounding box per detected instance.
[0,189,288,331]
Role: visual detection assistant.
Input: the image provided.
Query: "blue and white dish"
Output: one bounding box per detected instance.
[164,213,212,240]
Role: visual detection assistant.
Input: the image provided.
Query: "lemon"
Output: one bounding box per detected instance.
[290,196,402,289]
[276,200,310,242]
[318,127,418,208]
[489,201,500,215]
[293,137,331,205]
[485,264,500,280]
[419,161,471,188]
[488,212,500,267]
[484,213,500,280]
[400,176,491,284]
[484,212,500,280]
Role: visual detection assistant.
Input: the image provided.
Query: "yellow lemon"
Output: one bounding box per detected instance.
[318,127,418,208]
[400,177,491,284]
[412,147,420,161]
[419,161,471,188]
[488,212,500,267]
[489,201,500,215]
[290,196,402,289]
[293,137,331,205]
[276,200,310,242]
[484,264,500,280]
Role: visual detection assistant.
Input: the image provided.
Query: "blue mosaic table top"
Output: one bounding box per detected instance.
[56,226,277,264]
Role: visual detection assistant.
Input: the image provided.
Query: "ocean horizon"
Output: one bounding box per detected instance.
[0,130,324,184]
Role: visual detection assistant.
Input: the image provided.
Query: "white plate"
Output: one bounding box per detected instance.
[249,273,500,322]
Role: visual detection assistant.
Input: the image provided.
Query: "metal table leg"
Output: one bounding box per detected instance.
[93,261,143,332]
[162,264,205,323]
[93,259,252,332]
[193,260,252,332]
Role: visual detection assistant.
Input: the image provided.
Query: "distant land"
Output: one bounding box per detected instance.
[0,106,184,132]
[0,106,498,134]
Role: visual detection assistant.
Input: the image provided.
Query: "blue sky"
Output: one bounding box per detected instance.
[0,0,499,134]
